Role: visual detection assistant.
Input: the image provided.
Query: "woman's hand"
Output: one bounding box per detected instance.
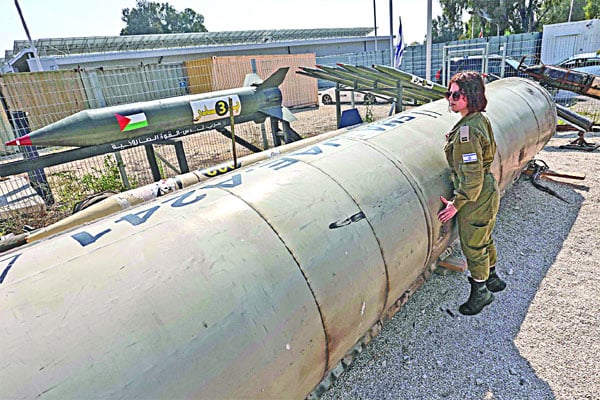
[438,196,457,223]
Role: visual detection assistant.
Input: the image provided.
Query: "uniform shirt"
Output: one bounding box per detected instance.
[444,112,497,211]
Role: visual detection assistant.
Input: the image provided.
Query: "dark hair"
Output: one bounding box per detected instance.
[448,71,487,113]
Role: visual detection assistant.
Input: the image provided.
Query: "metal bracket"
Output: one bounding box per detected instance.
[559,130,600,152]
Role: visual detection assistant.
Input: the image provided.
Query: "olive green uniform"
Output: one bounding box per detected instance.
[444,112,499,281]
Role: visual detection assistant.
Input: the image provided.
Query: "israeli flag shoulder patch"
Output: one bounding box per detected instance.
[462,152,478,163]
[459,125,470,143]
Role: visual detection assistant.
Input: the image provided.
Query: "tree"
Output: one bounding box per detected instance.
[432,0,467,43]
[583,0,600,19]
[121,0,207,35]
[434,0,597,42]
[539,0,586,25]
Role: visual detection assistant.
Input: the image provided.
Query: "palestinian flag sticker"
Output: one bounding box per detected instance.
[115,112,148,132]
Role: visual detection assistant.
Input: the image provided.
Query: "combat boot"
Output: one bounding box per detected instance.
[486,267,507,292]
[459,277,494,316]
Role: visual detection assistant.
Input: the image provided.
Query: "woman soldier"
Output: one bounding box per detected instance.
[438,71,507,316]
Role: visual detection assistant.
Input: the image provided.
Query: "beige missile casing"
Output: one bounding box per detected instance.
[0,78,555,399]
[24,127,350,244]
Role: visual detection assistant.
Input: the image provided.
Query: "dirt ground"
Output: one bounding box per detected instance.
[510,130,600,399]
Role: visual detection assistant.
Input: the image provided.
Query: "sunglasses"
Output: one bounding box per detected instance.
[444,90,463,101]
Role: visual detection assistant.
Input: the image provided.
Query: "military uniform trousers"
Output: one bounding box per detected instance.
[457,172,500,281]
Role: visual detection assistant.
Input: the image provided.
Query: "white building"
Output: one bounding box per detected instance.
[1,28,389,73]
[541,19,600,64]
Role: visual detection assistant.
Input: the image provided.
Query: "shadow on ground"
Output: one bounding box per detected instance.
[322,173,584,400]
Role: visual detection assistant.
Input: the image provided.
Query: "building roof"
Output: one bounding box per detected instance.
[5,28,374,59]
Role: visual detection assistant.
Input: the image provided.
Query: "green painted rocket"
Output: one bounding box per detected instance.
[5,67,295,148]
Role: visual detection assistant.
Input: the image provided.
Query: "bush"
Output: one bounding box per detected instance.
[50,155,128,214]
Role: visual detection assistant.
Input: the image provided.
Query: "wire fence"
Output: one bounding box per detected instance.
[317,32,599,123]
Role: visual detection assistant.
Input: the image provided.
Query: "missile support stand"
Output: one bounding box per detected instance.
[558,129,600,152]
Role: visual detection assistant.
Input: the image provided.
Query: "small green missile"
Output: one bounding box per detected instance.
[5,68,295,148]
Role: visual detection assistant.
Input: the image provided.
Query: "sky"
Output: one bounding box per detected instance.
[0,0,442,55]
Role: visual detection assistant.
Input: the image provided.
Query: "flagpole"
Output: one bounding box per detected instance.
[389,0,394,66]
[373,0,378,52]
[426,0,432,81]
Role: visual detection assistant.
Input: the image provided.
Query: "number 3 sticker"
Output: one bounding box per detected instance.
[215,100,229,116]
[190,95,241,124]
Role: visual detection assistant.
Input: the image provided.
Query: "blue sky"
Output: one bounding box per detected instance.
[1,0,442,55]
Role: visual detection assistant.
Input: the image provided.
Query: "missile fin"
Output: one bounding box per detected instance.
[504,58,522,71]
[5,135,32,146]
[255,67,289,89]
[259,106,297,122]
[243,73,263,87]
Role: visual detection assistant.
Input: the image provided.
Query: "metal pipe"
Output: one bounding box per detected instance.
[13,0,43,72]
[373,0,378,52]
[0,78,556,399]
[556,104,593,132]
[426,0,433,81]
[389,0,394,66]
[229,97,238,168]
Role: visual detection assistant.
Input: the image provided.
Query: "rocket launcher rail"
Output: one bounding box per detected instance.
[511,56,600,100]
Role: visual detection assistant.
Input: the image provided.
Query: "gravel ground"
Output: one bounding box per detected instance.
[321,129,600,400]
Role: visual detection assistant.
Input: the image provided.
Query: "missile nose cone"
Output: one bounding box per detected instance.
[5,135,32,146]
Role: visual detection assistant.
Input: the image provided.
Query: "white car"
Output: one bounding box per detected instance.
[318,86,381,105]
[556,52,600,75]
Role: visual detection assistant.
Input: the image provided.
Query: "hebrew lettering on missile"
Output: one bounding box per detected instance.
[191,95,242,123]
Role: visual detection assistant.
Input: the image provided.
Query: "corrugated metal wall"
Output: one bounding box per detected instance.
[252,54,318,107]
[184,57,217,94]
[185,54,318,107]
[80,63,189,108]
[541,19,600,64]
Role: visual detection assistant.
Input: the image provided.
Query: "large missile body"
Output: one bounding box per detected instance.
[0,78,556,399]
[5,67,295,148]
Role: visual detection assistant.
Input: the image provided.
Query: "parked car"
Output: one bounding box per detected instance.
[318,86,384,105]
[555,52,600,75]
[446,54,526,80]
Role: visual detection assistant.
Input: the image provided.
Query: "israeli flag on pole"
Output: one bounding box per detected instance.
[394,16,405,69]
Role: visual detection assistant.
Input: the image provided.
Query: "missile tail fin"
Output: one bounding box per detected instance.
[259,105,297,122]
[256,67,289,89]
[243,73,263,87]
[504,58,522,71]
[5,135,32,146]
